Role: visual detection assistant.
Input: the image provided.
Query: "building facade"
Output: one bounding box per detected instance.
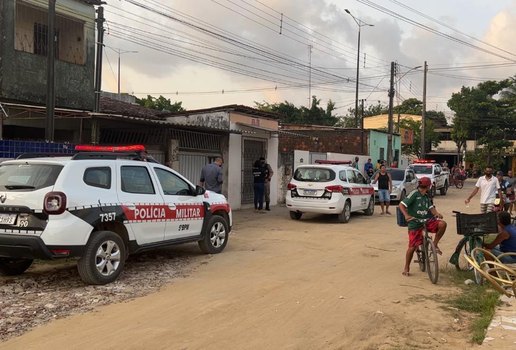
[0,0,98,110]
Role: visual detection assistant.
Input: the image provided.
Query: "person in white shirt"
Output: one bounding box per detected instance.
[465,165,503,213]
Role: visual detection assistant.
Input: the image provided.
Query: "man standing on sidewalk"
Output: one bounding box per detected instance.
[199,157,224,194]
[465,165,503,213]
[260,157,274,211]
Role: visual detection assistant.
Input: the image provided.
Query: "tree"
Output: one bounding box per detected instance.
[448,79,515,165]
[136,95,185,112]
[398,118,440,158]
[255,96,338,126]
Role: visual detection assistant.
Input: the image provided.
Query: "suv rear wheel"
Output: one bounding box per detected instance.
[77,231,126,285]
[199,215,229,254]
[0,258,33,276]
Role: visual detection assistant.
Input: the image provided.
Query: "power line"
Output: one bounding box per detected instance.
[357,0,516,62]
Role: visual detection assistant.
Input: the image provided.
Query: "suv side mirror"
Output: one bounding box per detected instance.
[196,185,206,196]
[434,169,440,175]
[405,175,410,182]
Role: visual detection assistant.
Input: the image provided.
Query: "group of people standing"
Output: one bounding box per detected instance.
[199,156,274,212]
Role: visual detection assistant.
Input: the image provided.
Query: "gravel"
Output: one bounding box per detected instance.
[0,248,205,341]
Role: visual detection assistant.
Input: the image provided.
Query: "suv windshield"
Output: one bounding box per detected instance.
[294,167,335,182]
[0,164,63,191]
[412,165,433,175]
[372,169,406,181]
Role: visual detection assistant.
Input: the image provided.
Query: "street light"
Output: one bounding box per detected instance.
[345,9,373,130]
[117,49,138,96]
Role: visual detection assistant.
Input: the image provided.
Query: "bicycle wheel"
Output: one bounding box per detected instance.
[416,246,426,272]
[454,238,472,271]
[425,238,439,284]
[471,246,485,285]
[456,180,463,189]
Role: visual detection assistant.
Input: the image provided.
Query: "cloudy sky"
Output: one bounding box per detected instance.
[101,0,516,116]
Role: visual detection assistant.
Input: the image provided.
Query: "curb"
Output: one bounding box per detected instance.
[482,295,516,348]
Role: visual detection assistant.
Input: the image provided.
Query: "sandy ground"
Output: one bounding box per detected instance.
[1,180,487,350]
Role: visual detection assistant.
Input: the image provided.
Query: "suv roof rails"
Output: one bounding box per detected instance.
[16,153,73,160]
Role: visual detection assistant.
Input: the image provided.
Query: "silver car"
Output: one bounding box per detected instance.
[371,168,418,202]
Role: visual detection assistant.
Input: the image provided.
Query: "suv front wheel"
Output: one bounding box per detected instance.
[77,231,126,285]
[198,215,229,254]
[0,258,33,276]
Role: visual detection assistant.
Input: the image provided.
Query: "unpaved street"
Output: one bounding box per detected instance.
[2,181,485,349]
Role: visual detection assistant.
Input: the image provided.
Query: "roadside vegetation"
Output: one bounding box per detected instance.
[443,268,501,344]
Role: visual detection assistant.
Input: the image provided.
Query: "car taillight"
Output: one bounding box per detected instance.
[43,192,67,215]
[287,183,297,190]
[325,185,343,193]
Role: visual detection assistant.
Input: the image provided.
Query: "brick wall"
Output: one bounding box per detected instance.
[279,130,365,155]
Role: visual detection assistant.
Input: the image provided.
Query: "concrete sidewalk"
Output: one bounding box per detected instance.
[482,295,516,348]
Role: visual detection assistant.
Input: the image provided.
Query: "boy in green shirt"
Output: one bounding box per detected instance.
[399,177,447,276]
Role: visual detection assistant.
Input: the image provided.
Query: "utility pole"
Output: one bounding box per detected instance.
[308,45,312,109]
[45,0,56,141]
[421,61,428,159]
[345,9,373,129]
[94,6,105,112]
[92,5,105,144]
[360,98,366,154]
[387,61,395,166]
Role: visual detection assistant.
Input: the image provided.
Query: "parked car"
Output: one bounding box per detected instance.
[0,145,232,285]
[371,168,418,202]
[409,160,450,197]
[286,161,375,223]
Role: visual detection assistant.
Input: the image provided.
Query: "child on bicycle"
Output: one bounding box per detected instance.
[399,177,447,276]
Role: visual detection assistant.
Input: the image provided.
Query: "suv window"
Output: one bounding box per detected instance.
[346,170,357,183]
[293,167,335,182]
[339,170,347,182]
[355,171,367,184]
[121,166,155,194]
[83,167,111,189]
[155,168,192,196]
[412,165,432,175]
[0,164,63,191]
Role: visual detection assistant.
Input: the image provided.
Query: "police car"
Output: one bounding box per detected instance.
[0,145,231,285]
[286,160,375,223]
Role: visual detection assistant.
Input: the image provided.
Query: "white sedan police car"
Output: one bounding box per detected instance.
[286,161,375,223]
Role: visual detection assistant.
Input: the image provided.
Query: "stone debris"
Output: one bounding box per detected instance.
[0,250,197,341]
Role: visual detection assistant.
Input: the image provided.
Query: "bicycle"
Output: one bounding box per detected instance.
[412,218,440,284]
[449,211,499,284]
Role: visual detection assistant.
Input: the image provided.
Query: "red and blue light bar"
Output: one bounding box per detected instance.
[75,145,146,152]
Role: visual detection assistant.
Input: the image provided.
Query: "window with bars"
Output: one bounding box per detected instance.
[33,23,59,57]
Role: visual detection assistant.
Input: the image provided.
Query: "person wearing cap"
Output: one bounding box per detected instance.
[465,165,503,213]
[399,177,447,276]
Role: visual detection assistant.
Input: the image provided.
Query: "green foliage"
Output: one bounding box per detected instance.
[255,96,338,126]
[398,118,440,157]
[136,95,186,112]
[448,78,516,165]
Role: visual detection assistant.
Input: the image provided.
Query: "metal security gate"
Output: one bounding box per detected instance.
[242,139,266,204]
[179,153,210,184]
[310,152,327,164]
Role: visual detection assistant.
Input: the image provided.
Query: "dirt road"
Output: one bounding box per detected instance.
[2,181,484,349]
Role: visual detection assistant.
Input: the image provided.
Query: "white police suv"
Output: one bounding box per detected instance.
[0,145,232,284]
[286,161,375,223]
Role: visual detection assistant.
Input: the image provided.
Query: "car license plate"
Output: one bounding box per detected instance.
[303,189,317,196]
[0,213,17,225]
